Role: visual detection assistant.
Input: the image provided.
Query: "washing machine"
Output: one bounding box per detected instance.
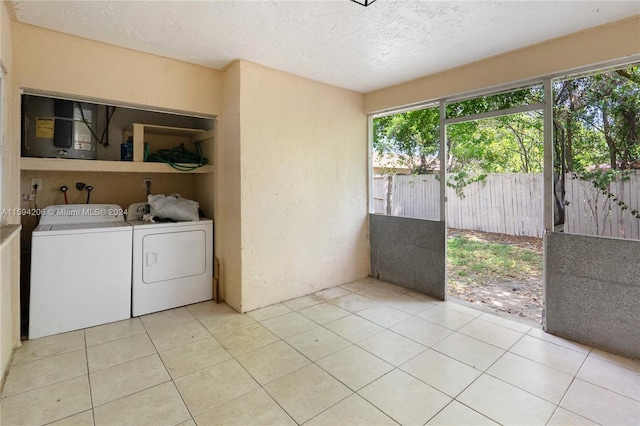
[128,206,213,316]
[29,204,132,339]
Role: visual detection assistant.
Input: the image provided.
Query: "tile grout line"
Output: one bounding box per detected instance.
[305,296,454,426]
[0,347,18,397]
[525,329,592,355]
[86,327,175,411]
[11,332,94,426]
[214,334,302,425]
[462,330,566,420]
[162,306,228,424]
[421,330,510,425]
[548,346,597,425]
[431,398,501,426]
[0,348,88,400]
[565,355,640,402]
[507,339,589,376]
[144,310,205,425]
[186,303,304,424]
[253,298,404,425]
[83,329,97,426]
[587,350,640,373]
[413,326,551,425]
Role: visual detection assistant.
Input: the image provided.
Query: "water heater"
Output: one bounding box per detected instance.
[22,94,98,160]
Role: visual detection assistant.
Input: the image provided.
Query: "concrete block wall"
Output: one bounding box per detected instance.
[546,232,640,359]
[369,214,446,300]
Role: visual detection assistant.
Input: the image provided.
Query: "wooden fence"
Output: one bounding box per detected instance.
[563,173,640,240]
[373,172,640,240]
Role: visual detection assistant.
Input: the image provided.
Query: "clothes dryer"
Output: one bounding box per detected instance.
[128,218,213,316]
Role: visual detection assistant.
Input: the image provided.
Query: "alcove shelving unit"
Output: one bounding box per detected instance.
[21,123,215,174]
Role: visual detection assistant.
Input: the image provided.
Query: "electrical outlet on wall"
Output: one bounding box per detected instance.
[31,178,42,191]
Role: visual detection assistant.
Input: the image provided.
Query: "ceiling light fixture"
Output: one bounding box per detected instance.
[350,0,376,6]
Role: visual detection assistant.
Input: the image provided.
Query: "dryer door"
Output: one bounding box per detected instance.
[142,230,206,283]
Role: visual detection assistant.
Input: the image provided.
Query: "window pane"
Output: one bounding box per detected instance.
[446,85,543,120]
[372,106,440,220]
[553,64,640,240]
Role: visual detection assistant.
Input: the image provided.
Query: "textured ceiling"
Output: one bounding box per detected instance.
[12,1,640,92]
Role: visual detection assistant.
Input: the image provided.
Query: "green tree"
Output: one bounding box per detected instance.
[447,113,543,174]
[375,66,639,176]
[374,97,545,175]
[373,107,439,174]
[554,65,640,172]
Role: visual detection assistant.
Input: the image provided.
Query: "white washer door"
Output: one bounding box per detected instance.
[142,230,206,284]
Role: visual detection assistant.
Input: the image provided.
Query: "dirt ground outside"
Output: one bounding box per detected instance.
[447,228,543,325]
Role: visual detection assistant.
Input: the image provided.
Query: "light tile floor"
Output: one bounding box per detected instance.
[2,277,639,426]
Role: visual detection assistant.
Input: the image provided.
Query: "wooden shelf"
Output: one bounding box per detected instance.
[20,157,214,174]
[125,124,210,139]
[21,124,214,174]
[128,123,214,163]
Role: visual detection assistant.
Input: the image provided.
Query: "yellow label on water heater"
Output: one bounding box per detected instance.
[35,117,55,138]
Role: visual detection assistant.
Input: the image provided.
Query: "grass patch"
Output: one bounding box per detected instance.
[448,235,542,282]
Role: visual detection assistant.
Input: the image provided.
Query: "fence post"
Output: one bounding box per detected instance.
[386,174,393,215]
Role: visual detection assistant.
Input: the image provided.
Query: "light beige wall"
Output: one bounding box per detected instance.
[193,126,218,222]
[239,61,369,312]
[18,171,196,248]
[19,172,196,210]
[2,4,15,224]
[365,15,640,113]
[12,23,222,114]
[0,0,17,387]
[1,232,20,385]
[215,61,243,310]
